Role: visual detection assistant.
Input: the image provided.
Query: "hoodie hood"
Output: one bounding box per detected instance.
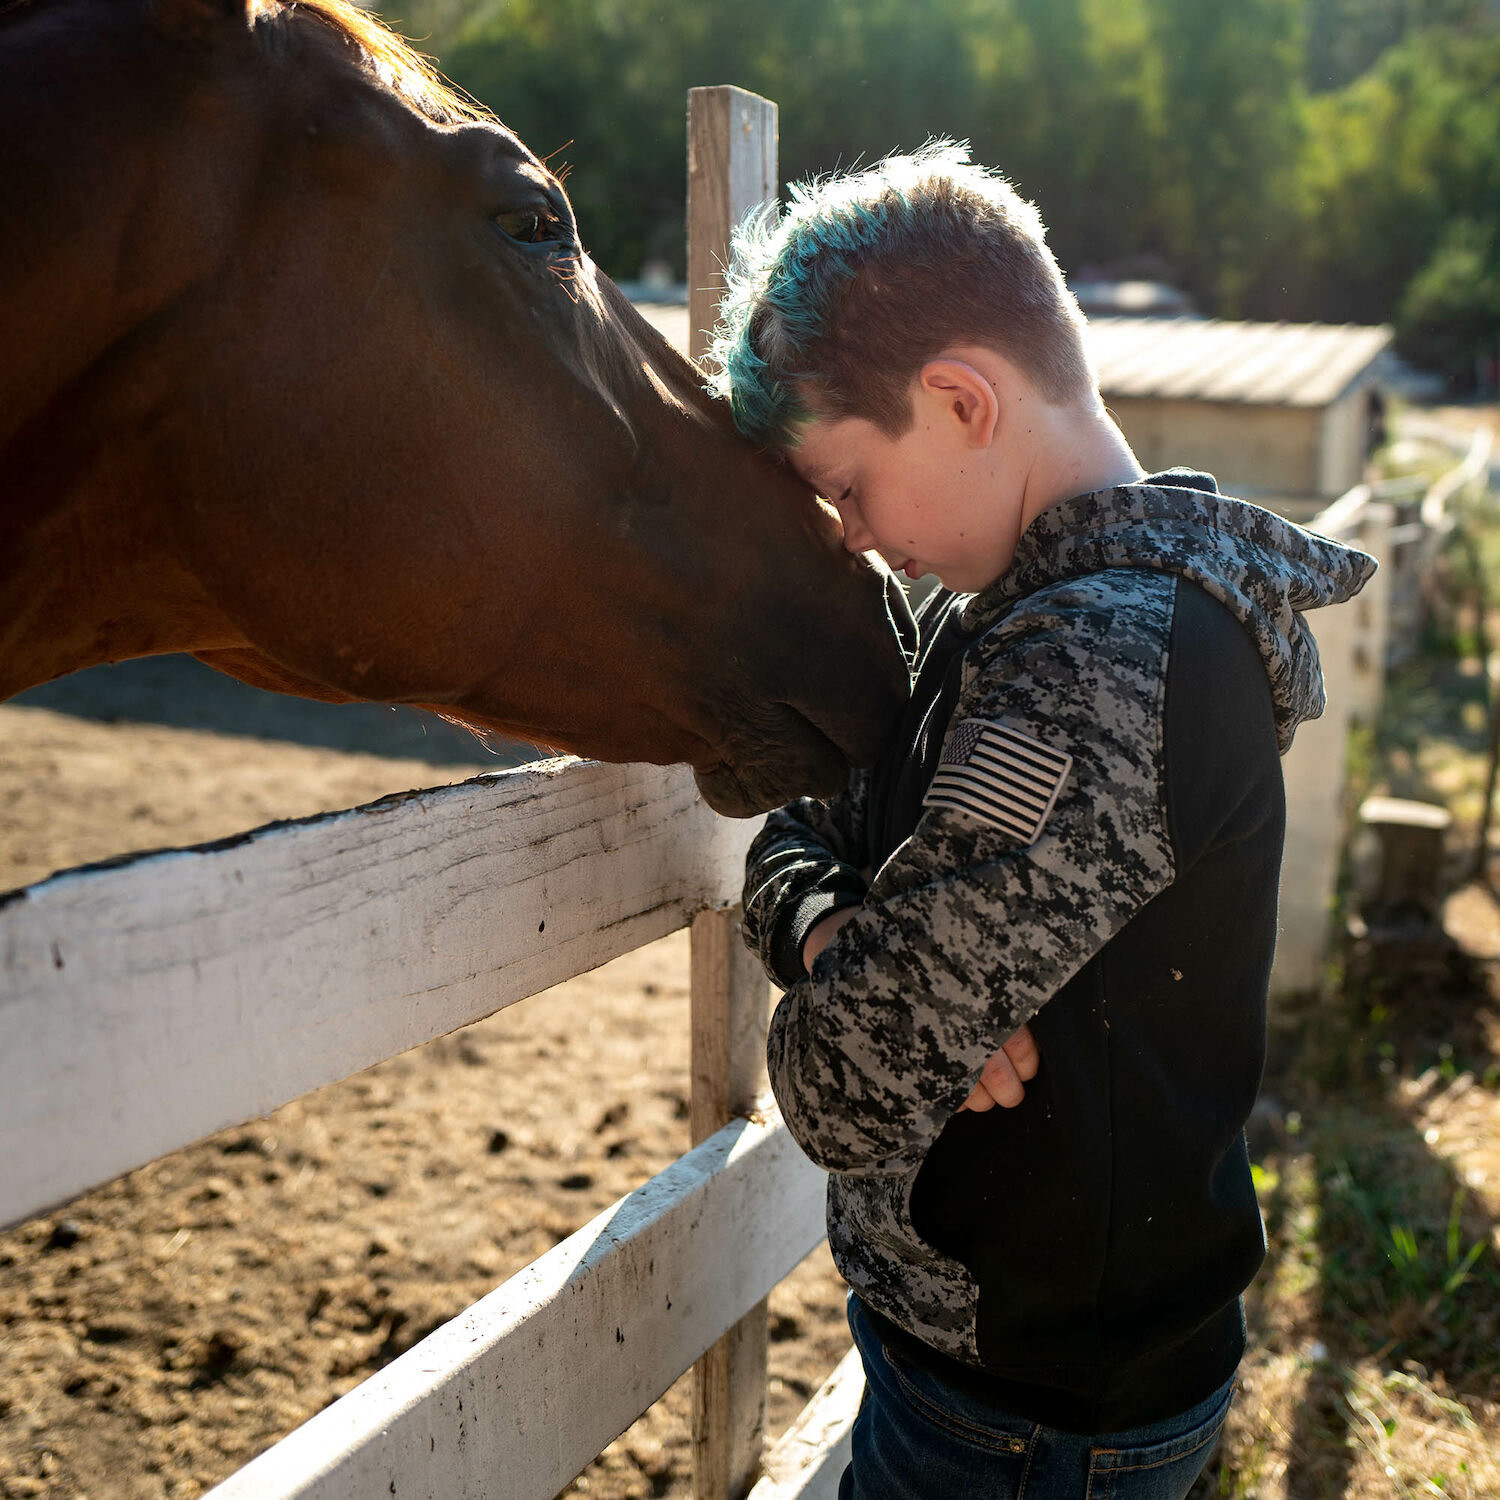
[961,472,1378,753]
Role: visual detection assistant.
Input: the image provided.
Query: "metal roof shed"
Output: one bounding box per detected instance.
[1087,318,1393,511]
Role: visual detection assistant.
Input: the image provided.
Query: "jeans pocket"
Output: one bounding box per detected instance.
[872,1340,1033,1458]
[1086,1383,1234,1500]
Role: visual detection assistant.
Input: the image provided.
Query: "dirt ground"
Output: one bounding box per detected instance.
[0,692,850,1500]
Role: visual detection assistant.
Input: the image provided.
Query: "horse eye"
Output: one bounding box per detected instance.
[494,210,557,244]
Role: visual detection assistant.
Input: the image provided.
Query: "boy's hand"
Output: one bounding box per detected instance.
[958,1025,1040,1111]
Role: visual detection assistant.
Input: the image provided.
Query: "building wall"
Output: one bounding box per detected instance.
[1106,398,1324,499]
[1318,384,1376,497]
[1271,501,1392,1001]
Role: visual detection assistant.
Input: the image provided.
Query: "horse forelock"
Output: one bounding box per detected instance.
[251,0,489,127]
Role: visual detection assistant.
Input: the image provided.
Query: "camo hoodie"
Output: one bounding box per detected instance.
[743,472,1376,1432]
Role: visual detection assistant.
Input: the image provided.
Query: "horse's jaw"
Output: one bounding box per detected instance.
[692,763,807,820]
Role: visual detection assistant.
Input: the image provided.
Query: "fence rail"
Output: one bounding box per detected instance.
[0,758,756,1232]
[0,748,855,1499]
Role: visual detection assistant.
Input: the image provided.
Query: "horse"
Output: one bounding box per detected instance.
[0,0,911,818]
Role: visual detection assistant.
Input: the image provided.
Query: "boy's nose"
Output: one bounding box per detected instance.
[833,502,873,553]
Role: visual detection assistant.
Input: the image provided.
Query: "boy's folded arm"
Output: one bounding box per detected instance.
[742,772,873,992]
[766,615,1177,1177]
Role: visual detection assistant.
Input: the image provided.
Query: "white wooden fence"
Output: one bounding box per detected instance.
[0,752,865,1500]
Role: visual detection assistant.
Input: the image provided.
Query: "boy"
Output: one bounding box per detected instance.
[711,144,1376,1498]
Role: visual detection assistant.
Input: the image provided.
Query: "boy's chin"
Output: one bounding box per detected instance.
[930,565,999,594]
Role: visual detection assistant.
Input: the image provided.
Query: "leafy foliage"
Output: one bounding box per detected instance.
[390,0,1500,384]
[1303,0,1489,90]
[1399,219,1500,380]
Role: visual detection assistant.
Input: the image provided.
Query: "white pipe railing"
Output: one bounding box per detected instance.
[1272,428,1494,997]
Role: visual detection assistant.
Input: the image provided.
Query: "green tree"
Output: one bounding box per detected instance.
[963,0,1165,277]
[1304,0,1488,91]
[1397,218,1500,385]
[1295,25,1500,324]
[1142,0,1306,314]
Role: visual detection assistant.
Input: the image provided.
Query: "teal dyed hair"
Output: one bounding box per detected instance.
[708,141,1091,449]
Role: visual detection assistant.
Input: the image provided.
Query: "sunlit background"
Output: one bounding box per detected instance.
[395,0,1500,393]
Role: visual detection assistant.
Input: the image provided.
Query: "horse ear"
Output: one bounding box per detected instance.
[149,0,254,44]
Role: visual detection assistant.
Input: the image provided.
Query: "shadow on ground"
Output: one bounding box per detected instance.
[15,655,535,768]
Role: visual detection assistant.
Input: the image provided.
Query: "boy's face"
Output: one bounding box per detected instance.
[789,398,1024,595]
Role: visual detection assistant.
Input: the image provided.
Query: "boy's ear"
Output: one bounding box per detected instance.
[917,360,1000,448]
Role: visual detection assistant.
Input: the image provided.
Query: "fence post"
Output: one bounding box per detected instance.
[690,907,773,1500]
[687,83,779,1500]
[687,85,777,373]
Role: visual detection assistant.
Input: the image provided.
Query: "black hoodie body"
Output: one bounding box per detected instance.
[742,472,1376,1433]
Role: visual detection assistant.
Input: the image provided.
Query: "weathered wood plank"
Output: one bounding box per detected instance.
[0,758,759,1228]
[690,907,773,1500]
[686,85,777,367]
[747,1346,863,1500]
[694,1312,770,1500]
[203,1113,828,1500]
[687,82,780,1500]
[689,908,772,1147]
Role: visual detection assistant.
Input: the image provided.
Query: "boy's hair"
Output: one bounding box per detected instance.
[709,142,1094,449]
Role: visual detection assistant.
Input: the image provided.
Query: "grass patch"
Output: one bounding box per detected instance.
[1207,1084,1500,1497]
[1308,1108,1496,1363]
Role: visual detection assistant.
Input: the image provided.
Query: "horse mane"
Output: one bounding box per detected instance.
[254,0,489,126]
[0,0,488,127]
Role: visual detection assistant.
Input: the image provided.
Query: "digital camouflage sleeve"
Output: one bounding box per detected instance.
[743,571,1179,1179]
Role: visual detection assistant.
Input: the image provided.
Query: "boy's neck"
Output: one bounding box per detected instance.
[1018,400,1147,535]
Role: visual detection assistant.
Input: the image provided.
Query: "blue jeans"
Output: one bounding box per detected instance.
[841,1295,1235,1500]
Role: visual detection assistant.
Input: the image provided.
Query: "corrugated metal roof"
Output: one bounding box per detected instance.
[632,302,1393,411]
[1088,317,1392,408]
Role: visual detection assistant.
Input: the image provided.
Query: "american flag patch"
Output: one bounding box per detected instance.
[923,718,1072,844]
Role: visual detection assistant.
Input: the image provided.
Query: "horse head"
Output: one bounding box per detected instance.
[0,0,911,816]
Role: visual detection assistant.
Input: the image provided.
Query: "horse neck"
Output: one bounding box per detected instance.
[0,18,265,697]
[0,445,242,700]
[0,276,246,697]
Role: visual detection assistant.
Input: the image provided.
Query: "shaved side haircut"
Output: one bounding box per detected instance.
[711,142,1095,449]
